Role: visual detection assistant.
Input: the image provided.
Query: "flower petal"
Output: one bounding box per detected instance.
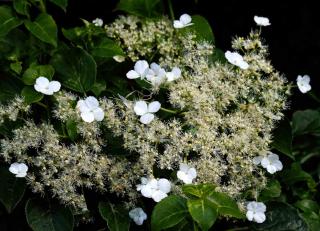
[173,20,184,28]
[180,14,192,25]
[134,101,148,116]
[152,190,167,202]
[188,167,197,180]
[246,210,254,221]
[36,76,50,87]
[9,163,20,175]
[126,70,140,79]
[253,212,266,223]
[148,101,161,113]
[157,178,171,193]
[253,156,263,165]
[140,113,154,124]
[81,112,95,123]
[93,107,104,121]
[134,60,149,76]
[48,81,61,93]
[85,96,99,110]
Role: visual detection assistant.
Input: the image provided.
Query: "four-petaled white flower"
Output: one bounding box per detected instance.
[146,63,167,86]
[92,18,103,27]
[77,96,104,123]
[254,16,271,26]
[34,77,61,95]
[166,67,181,82]
[177,163,197,184]
[134,100,161,124]
[225,51,249,69]
[297,75,311,93]
[129,207,147,225]
[126,60,149,79]
[173,14,193,29]
[246,201,267,223]
[137,177,171,202]
[9,162,28,177]
[253,152,283,174]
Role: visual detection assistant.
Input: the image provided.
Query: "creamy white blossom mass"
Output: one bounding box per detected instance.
[34,77,61,95]
[297,75,311,93]
[9,162,28,177]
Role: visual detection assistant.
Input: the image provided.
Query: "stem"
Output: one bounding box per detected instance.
[38,0,46,13]
[36,101,48,109]
[167,0,175,20]
[300,152,319,164]
[160,107,178,114]
[308,91,320,103]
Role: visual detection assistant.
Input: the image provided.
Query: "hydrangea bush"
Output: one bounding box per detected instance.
[0,0,319,230]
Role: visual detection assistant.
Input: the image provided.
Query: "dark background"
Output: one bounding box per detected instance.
[60,0,320,113]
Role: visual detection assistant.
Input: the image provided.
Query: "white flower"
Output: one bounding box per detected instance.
[173,14,193,28]
[246,201,266,223]
[92,18,103,27]
[177,163,197,184]
[146,63,167,86]
[34,77,61,95]
[254,16,271,26]
[166,67,181,82]
[129,207,147,225]
[113,55,125,63]
[9,162,28,177]
[126,60,149,79]
[137,177,171,202]
[225,51,249,70]
[134,100,161,124]
[77,96,104,123]
[261,153,283,174]
[297,75,311,93]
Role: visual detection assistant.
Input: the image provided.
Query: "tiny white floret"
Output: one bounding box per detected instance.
[254,16,271,26]
[260,152,283,174]
[129,207,147,225]
[297,75,311,93]
[92,18,103,27]
[246,201,267,223]
[9,162,28,177]
[77,96,104,123]
[166,67,181,82]
[173,14,193,29]
[134,100,161,124]
[225,51,249,69]
[34,77,61,95]
[177,163,197,184]
[126,60,149,79]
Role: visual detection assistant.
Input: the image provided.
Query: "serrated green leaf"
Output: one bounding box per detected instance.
[25,13,58,47]
[13,0,30,17]
[187,199,217,231]
[190,15,214,43]
[258,179,281,202]
[98,202,130,231]
[0,6,22,37]
[182,184,216,199]
[51,47,96,93]
[116,0,162,17]
[206,191,244,218]
[22,64,55,85]
[292,110,320,136]
[272,118,294,159]
[0,166,26,213]
[21,86,44,104]
[251,202,308,231]
[26,198,74,231]
[151,195,188,231]
[49,0,68,11]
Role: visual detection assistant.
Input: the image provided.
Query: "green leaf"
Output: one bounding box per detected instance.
[272,118,294,159]
[13,0,30,17]
[91,79,106,96]
[26,198,74,231]
[187,199,217,231]
[10,61,23,74]
[92,38,124,58]
[251,202,308,231]
[151,195,188,231]
[0,6,22,37]
[21,86,44,104]
[182,184,215,199]
[51,47,97,93]
[116,0,162,17]
[98,201,130,231]
[258,179,281,202]
[189,15,215,43]
[292,110,320,136]
[206,191,244,218]
[0,166,26,213]
[25,13,58,47]
[22,64,55,85]
[300,212,320,231]
[49,0,68,11]
[294,200,319,214]
[66,120,77,141]
[281,162,317,189]
[0,74,23,103]
[62,27,87,41]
